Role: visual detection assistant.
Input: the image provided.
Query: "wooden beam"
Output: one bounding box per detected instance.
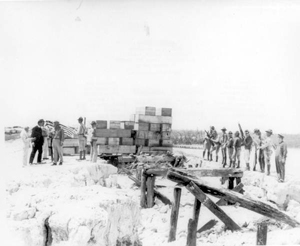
[186,198,201,246]
[216,183,244,206]
[140,170,147,208]
[197,219,218,233]
[186,181,241,231]
[173,168,243,178]
[256,222,268,245]
[146,175,155,208]
[168,187,182,242]
[145,168,169,177]
[167,170,300,228]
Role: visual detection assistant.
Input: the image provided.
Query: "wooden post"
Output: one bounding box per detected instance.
[256,222,267,245]
[228,177,235,190]
[197,219,218,233]
[146,175,155,208]
[186,181,241,231]
[168,187,182,242]
[140,170,147,208]
[186,198,201,246]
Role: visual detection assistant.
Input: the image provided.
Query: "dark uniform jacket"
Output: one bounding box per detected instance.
[31,126,44,145]
[244,135,253,150]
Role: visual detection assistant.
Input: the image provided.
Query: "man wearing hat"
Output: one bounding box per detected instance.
[232,131,243,168]
[210,127,221,162]
[202,126,214,161]
[253,129,265,172]
[226,131,234,167]
[88,121,98,162]
[275,134,287,182]
[243,130,253,171]
[29,119,45,164]
[220,127,228,167]
[259,129,273,175]
[52,121,64,166]
[77,117,87,160]
[20,127,35,167]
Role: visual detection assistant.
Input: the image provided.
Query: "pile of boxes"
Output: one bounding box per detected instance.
[61,106,173,155]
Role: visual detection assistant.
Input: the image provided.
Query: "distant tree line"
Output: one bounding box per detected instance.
[171,130,300,148]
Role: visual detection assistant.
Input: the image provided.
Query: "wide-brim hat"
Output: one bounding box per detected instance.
[38,119,44,124]
[221,127,226,131]
[266,129,273,135]
[278,134,284,138]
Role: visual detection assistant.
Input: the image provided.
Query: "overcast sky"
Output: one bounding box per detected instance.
[1,0,300,134]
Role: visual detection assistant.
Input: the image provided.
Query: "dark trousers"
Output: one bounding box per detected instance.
[29,143,43,163]
[259,149,265,171]
[221,147,227,165]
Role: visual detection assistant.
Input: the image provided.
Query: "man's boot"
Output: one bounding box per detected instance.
[236,161,240,169]
[267,165,270,175]
[83,150,86,160]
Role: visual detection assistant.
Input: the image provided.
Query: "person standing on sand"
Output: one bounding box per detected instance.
[210,128,221,162]
[243,130,253,171]
[259,129,273,175]
[52,121,64,166]
[275,134,287,182]
[227,131,234,168]
[219,127,228,167]
[77,117,86,160]
[253,129,265,172]
[89,121,98,162]
[232,131,243,168]
[20,127,35,167]
[42,126,49,160]
[29,119,45,165]
[202,128,212,161]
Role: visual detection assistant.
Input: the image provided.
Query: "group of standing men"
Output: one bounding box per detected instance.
[202,126,288,182]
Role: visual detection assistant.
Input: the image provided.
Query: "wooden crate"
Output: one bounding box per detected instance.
[98,145,136,154]
[137,122,150,131]
[162,123,172,132]
[150,123,161,132]
[108,138,120,145]
[123,121,135,130]
[150,146,173,152]
[109,121,121,129]
[162,131,172,140]
[161,140,173,147]
[136,106,156,116]
[135,138,148,146]
[63,138,79,147]
[96,137,108,145]
[136,131,149,139]
[94,129,132,138]
[161,108,172,117]
[148,139,160,147]
[63,147,75,155]
[121,138,134,145]
[148,131,161,140]
[96,120,107,129]
[135,115,172,124]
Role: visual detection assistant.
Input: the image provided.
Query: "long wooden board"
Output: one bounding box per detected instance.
[94,129,132,138]
[174,168,244,178]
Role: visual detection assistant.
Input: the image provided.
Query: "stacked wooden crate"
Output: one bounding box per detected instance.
[94,120,136,154]
[133,106,173,152]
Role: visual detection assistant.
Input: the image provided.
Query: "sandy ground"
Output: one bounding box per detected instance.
[3,139,300,246]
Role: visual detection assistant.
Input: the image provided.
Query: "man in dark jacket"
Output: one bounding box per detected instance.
[275,134,287,182]
[29,119,45,164]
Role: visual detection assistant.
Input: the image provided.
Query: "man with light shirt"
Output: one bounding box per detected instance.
[20,127,35,167]
[275,134,287,182]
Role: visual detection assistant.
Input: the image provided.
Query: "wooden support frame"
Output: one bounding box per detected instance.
[186,198,202,246]
[140,169,147,208]
[146,175,155,208]
[168,187,182,242]
[256,222,268,245]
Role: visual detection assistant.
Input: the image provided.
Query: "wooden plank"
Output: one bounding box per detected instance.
[120,137,134,145]
[162,123,172,131]
[136,131,149,139]
[168,187,182,242]
[95,120,107,129]
[145,168,169,176]
[150,147,173,152]
[108,138,120,145]
[257,222,268,245]
[162,131,172,140]
[109,121,121,129]
[138,123,150,131]
[136,115,172,124]
[197,219,218,233]
[146,175,155,208]
[148,139,160,147]
[162,108,172,117]
[140,170,147,208]
[98,145,136,154]
[96,137,108,145]
[161,140,173,147]
[186,181,241,231]
[150,123,161,132]
[167,170,300,228]
[187,198,201,246]
[94,129,132,138]
[174,168,244,178]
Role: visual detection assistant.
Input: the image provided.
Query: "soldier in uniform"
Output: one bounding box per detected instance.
[52,121,64,166]
[232,131,243,168]
[259,129,273,175]
[210,127,221,162]
[202,126,214,161]
[243,130,253,171]
[77,117,87,160]
[219,127,228,167]
[275,134,287,182]
[227,131,234,167]
[253,129,265,172]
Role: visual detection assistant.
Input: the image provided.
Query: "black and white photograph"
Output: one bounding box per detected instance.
[2,0,300,245]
